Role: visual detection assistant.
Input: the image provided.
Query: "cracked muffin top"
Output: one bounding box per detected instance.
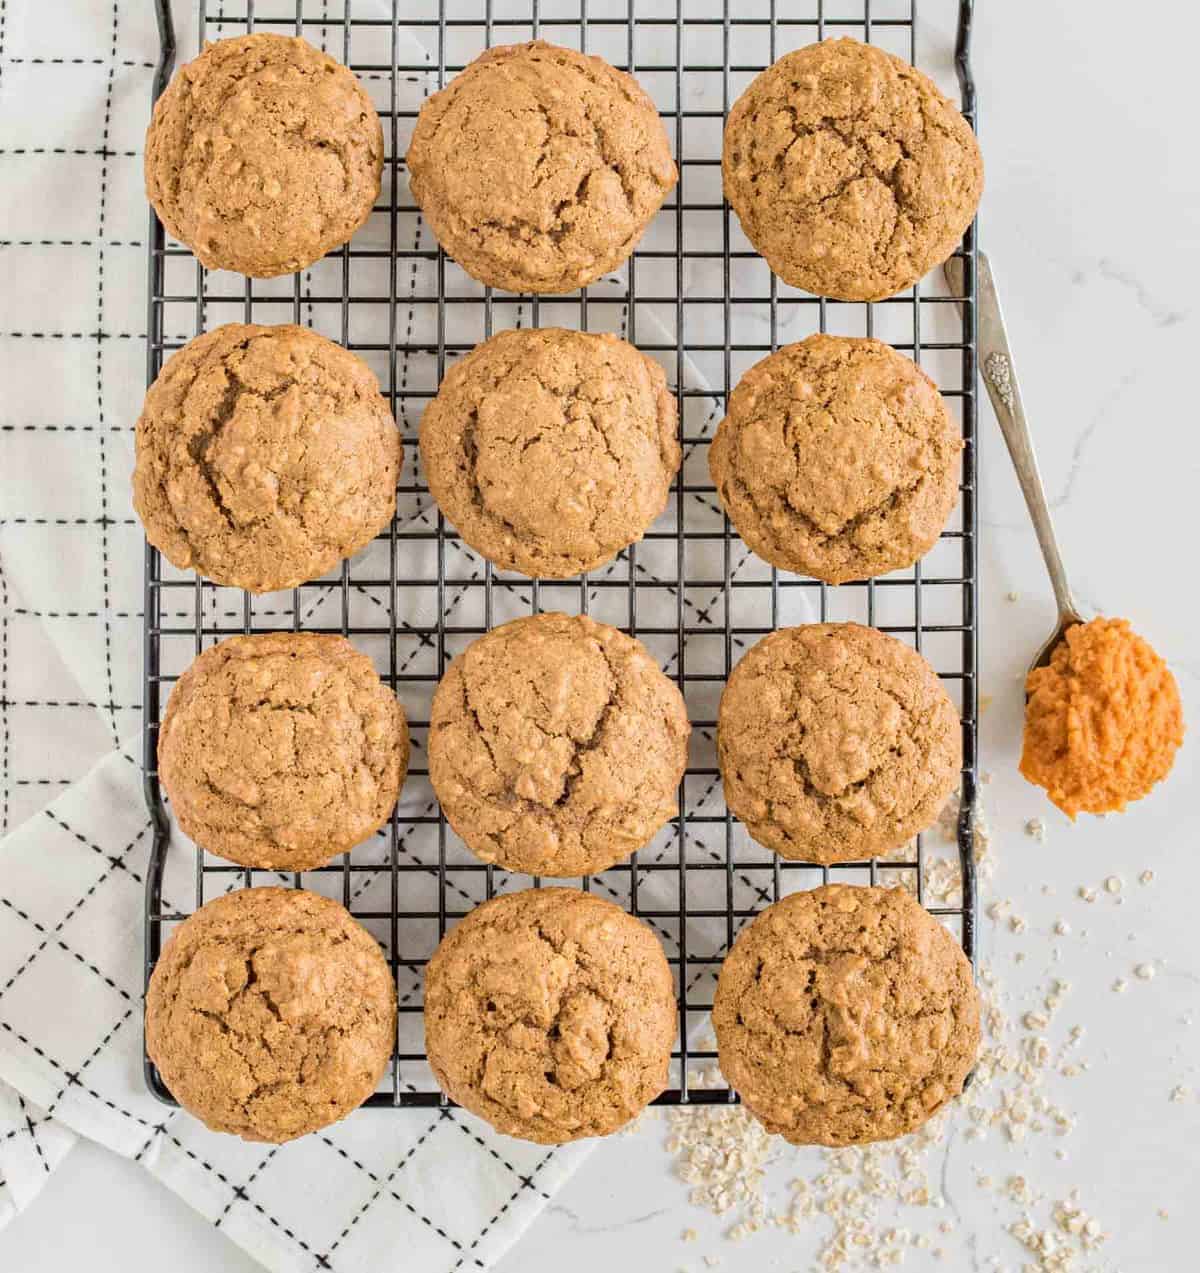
[158,633,409,871]
[145,34,383,277]
[419,327,679,577]
[428,613,690,877]
[714,884,979,1146]
[709,335,962,583]
[145,887,396,1142]
[424,887,676,1143]
[718,623,960,864]
[405,40,677,293]
[133,323,400,593]
[723,37,983,301]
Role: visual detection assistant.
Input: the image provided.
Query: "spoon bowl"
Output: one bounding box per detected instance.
[1028,609,1085,680]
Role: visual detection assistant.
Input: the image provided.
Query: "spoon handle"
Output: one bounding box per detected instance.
[964,251,1083,625]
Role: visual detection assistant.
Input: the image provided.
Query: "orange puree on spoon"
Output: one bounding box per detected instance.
[1020,617,1184,818]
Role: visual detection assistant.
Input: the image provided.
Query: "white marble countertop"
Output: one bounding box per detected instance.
[4,0,1198,1268]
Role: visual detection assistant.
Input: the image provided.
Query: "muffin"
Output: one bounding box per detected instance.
[146,887,396,1142]
[133,323,401,593]
[709,334,962,582]
[424,887,676,1143]
[406,41,677,293]
[419,327,679,577]
[428,613,690,876]
[718,623,961,863]
[145,34,383,277]
[158,633,409,871]
[714,884,979,1146]
[723,37,983,300]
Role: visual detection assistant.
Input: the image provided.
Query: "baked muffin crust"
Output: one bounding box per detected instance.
[158,633,409,871]
[714,884,979,1145]
[709,335,962,582]
[133,323,400,593]
[145,33,383,277]
[406,41,677,293]
[419,327,679,577]
[429,613,689,876]
[146,887,396,1142]
[718,623,961,863]
[723,37,983,300]
[424,887,676,1143]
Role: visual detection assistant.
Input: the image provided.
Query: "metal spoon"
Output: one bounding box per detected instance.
[945,250,1086,676]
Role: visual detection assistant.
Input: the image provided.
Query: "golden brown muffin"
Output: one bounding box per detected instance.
[723,38,983,301]
[424,887,676,1143]
[145,34,383,277]
[419,327,679,577]
[714,884,979,1146]
[146,887,396,1142]
[1021,617,1184,818]
[133,323,401,593]
[406,41,677,293]
[717,623,961,863]
[709,335,962,582]
[158,633,409,871]
[428,613,689,876]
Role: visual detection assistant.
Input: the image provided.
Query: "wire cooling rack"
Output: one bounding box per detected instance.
[143,0,980,1108]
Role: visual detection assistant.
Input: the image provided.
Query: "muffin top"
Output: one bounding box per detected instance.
[133,323,400,593]
[146,887,396,1142]
[718,623,961,863]
[406,41,677,293]
[429,613,690,877]
[424,887,676,1143]
[145,34,383,277]
[709,335,962,582]
[158,633,409,871]
[419,327,679,577]
[723,38,983,300]
[714,884,979,1146]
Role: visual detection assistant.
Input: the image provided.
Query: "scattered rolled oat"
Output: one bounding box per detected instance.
[662,791,1121,1271]
[1025,818,1047,843]
[1169,1085,1191,1103]
[1112,978,1128,993]
[1135,963,1156,981]
[1104,875,1122,894]
[682,1228,698,1242]
[1078,886,1096,903]
[1140,869,1155,885]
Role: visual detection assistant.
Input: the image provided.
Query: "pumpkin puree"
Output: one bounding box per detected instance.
[1020,617,1184,818]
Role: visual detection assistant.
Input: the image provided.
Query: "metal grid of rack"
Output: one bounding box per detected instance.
[143,0,979,1108]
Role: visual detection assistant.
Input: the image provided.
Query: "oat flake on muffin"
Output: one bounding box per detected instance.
[145,33,383,277]
[723,37,983,301]
[406,41,676,293]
